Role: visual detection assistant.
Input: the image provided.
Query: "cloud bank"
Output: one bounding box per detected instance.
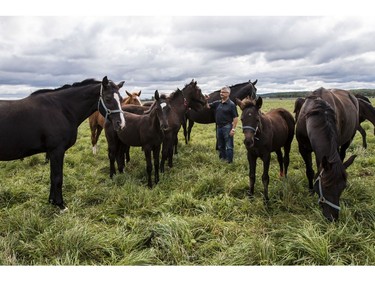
[1,16,375,99]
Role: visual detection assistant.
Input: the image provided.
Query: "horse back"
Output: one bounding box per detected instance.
[323,89,359,144]
[264,108,295,150]
[0,98,75,160]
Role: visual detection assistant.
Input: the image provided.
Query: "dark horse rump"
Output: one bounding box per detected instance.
[295,87,358,221]
[0,76,125,210]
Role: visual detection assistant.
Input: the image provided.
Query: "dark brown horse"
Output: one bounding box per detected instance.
[295,94,375,149]
[236,96,295,202]
[89,90,142,154]
[104,91,170,188]
[0,77,125,210]
[295,87,358,221]
[160,80,207,172]
[355,94,375,148]
[183,80,258,144]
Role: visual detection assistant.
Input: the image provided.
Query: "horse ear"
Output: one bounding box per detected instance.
[256,96,263,109]
[126,90,131,97]
[118,81,125,89]
[102,76,109,86]
[154,90,160,101]
[138,90,141,96]
[252,79,258,86]
[343,155,357,169]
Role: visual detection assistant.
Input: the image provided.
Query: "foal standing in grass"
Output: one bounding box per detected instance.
[236,96,295,202]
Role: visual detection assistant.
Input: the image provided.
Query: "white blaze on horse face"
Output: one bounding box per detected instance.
[114,93,126,129]
[135,96,142,105]
[160,102,167,109]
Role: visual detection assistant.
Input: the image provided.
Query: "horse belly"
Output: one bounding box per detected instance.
[0,133,44,160]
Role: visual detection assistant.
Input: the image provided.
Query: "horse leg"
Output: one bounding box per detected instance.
[116,143,126,174]
[153,145,161,184]
[339,140,352,161]
[283,141,292,177]
[144,147,153,188]
[94,126,103,154]
[261,153,271,203]
[48,147,66,210]
[299,146,314,192]
[105,128,118,178]
[160,139,167,173]
[125,145,131,163]
[357,125,367,149]
[247,151,257,198]
[182,116,188,144]
[174,134,178,155]
[187,120,194,143]
[275,149,284,177]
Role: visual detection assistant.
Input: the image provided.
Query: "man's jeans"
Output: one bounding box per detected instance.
[217,124,234,163]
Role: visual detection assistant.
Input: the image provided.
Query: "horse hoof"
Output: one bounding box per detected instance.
[60,206,69,214]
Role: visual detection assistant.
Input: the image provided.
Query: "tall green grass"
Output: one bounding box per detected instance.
[0,98,375,265]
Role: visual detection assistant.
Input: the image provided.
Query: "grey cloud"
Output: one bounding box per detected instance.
[1,16,375,100]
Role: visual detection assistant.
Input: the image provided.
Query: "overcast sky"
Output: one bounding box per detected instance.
[1,15,375,99]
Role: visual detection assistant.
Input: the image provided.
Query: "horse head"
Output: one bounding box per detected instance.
[314,155,356,221]
[236,96,263,149]
[124,90,142,106]
[182,79,206,111]
[154,90,170,132]
[98,76,126,131]
[233,79,258,101]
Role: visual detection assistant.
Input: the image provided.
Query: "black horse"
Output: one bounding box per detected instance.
[295,88,358,221]
[183,80,258,143]
[0,76,125,210]
[355,94,375,148]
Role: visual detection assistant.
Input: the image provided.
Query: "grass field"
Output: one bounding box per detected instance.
[0,98,375,265]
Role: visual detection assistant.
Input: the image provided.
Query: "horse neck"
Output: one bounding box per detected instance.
[306,114,339,164]
[147,104,162,132]
[56,84,100,126]
[359,99,375,126]
[169,91,186,116]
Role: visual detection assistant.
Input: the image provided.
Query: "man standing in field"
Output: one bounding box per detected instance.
[206,86,239,163]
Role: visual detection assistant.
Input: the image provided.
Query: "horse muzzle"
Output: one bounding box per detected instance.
[244,137,255,149]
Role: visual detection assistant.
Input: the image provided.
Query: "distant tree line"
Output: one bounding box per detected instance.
[261,89,375,99]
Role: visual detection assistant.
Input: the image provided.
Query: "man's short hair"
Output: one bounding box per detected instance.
[221,86,231,94]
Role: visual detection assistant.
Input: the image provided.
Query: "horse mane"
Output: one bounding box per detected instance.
[167,88,183,100]
[305,96,344,186]
[232,81,256,100]
[30,79,100,96]
[305,97,337,145]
